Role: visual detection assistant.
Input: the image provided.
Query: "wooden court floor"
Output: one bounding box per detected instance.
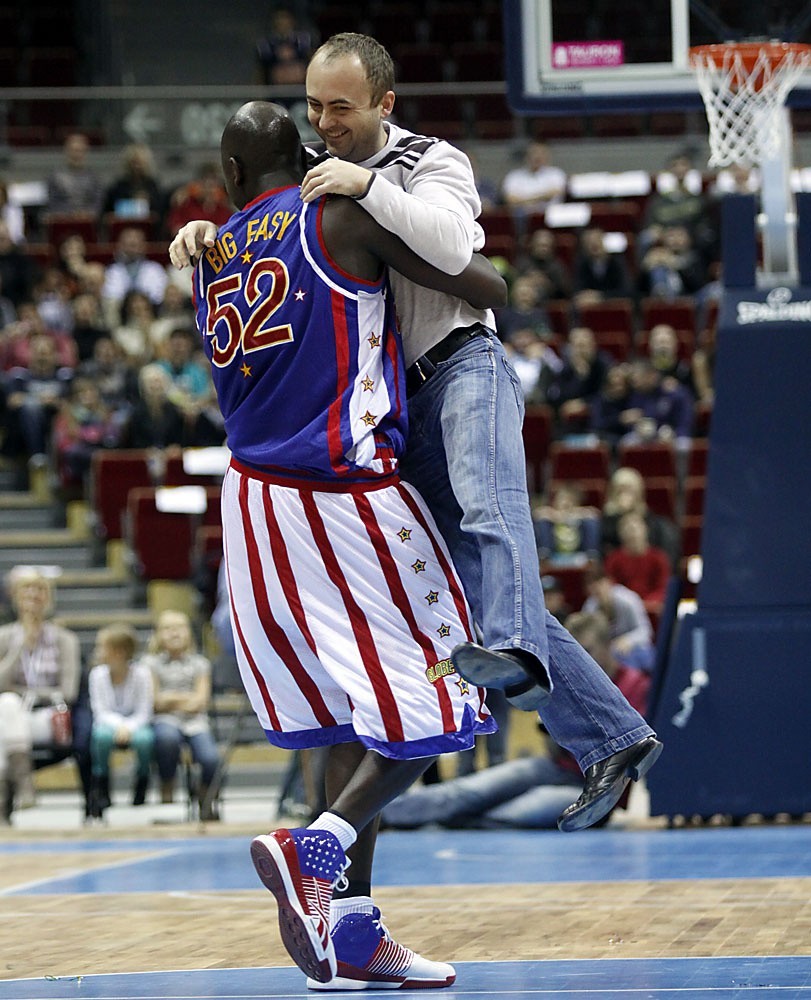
[1,822,810,998]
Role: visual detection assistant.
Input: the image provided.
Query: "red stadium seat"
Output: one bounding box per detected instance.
[125,486,199,581]
[44,212,99,248]
[549,441,611,482]
[548,477,606,508]
[540,561,593,612]
[644,476,677,519]
[683,476,706,517]
[393,43,446,83]
[450,42,504,81]
[522,404,553,495]
[89,450,153,543]
[686,437,710,476]
[617,441,678,480]
[576,299,635,338]
[641,296,697,335]
[588,200,643,233]
[680,515,704,558]
[545,300,571,339]
[593,329,632,362]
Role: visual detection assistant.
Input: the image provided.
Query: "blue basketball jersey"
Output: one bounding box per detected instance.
[194,185,406,482]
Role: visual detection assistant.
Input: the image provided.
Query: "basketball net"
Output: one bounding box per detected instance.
[689,43,811,167]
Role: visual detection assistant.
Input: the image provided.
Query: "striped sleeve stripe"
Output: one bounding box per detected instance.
[353,493,455,733]
[300,490,405,743]
[238,476,338,728]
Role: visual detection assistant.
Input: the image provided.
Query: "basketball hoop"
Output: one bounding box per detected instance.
[689,41,811,167]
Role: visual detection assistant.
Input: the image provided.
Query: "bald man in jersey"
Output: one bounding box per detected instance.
[195,101,504,988]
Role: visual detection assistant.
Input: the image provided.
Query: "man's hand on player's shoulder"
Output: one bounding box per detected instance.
[169,220,218,269]
[301,160,374,203]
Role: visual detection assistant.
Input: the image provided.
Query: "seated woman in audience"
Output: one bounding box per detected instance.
[139,610,221,821]
[604,511,672,617]
[533,481,600,565]
[601,466,680,568]
[0,566,83,822]
[88,623,154,818]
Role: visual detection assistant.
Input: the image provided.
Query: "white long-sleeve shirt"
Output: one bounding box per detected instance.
[311,122,493,366]
[89,662,153,734]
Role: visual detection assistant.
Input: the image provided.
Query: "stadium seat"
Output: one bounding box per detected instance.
[44,212,99,247]
[576,299,635,339]
[89,449,153,543]
[545,300,571,339]
[393,43,446,83]
[104,214,158,242]
[641,296,697,335]
[24,47,78,87]
[125,486,199,581]
[450,42,504,81]
[686,438,709,477]
[469,92,518,140]
[522,404,553,495]
[479,208,516,241]
[617,441,678,479]
[404,94,468,141]
[540,561,593,612]
[548,477,606,508]
[588,200,642,234]
[680,515,704,558]
[593,329,632,363]
[683,476,706,517]
[644,476,678,519]
[549,441,611,482]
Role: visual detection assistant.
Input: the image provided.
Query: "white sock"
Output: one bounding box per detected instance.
[309,811,358,853]
[330,893,376,927]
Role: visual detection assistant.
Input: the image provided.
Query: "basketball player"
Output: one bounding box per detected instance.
[196,101,502,988]
[171,34,661,840]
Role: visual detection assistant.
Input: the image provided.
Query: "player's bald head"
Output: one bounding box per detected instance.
[221,101,304,208]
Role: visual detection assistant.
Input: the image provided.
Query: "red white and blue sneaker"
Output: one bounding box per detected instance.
[250,828,349,984]
[305,903,456,991]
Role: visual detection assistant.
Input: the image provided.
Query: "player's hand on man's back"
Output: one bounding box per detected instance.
[169,220,218,269]
[301,160,373,203]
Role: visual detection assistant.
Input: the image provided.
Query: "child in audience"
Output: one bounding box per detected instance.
[88,623,153,818]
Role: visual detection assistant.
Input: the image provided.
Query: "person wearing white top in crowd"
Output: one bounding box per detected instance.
[88,623,154,818]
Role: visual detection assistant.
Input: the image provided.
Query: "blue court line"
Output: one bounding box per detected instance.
[0,957,810,999]
[3,827,811,895]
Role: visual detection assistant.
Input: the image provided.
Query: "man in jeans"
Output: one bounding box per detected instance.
[169,33,662,836]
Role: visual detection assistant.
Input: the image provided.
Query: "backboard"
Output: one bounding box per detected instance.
[505,0,811,115]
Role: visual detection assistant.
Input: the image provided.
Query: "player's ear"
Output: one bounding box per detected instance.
[227,155,244,192]
[380,90,395,120]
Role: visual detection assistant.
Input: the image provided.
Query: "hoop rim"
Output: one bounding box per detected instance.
[688,41,811,74]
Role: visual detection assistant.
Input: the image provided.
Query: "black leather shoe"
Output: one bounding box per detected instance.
[557,736,663,832]
[451,642,551,711]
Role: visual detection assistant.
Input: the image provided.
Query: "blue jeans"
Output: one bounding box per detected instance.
[90,724,154,778]
[382,755,582,829]
[152,721,220,786]
[401,331,654,771]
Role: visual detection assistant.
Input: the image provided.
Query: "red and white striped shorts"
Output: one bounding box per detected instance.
[221,461,495,758]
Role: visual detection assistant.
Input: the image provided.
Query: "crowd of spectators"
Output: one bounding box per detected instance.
[0,134,229,497]
[0,564,221,825]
